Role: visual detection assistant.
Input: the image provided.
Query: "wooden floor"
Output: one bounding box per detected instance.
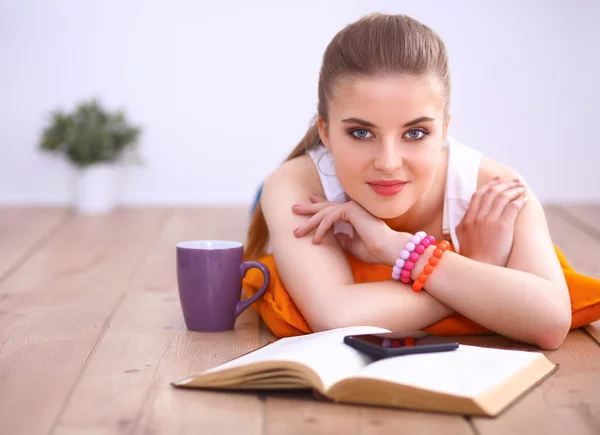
[1,204,599,435]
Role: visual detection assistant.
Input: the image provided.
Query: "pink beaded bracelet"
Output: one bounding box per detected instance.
[392,231,435,283]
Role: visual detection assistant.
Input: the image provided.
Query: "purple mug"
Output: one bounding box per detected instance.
[176,240,270,332]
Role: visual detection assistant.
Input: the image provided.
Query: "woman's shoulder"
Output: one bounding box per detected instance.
[477,156,525,188]
[261,153,325,210]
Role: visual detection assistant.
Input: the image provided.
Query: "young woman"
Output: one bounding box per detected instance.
[243,13,599,350]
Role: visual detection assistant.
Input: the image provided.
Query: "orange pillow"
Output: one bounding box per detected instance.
[242,244,600,338]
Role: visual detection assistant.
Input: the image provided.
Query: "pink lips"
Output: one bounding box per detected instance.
[367,180,407,197]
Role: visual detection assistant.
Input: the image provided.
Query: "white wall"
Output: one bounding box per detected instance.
[1,0,599,206]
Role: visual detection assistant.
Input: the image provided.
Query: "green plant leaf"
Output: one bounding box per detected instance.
[37,98,142,168]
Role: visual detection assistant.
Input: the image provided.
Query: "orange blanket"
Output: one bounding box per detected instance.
[242,244,600,338]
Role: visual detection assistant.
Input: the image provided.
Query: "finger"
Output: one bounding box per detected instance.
[463,176,501,223]
[293,207,330,236]
[487,185,527,220]
[291,201,330,215]
[500,193,529,223]
[313,208,342,244]
[477,179,522,220]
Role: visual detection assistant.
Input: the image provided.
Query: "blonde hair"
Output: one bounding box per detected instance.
[245,13,450,259]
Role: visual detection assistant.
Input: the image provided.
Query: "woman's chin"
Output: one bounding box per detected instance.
[362,201,411,220]
[348,188,415,219]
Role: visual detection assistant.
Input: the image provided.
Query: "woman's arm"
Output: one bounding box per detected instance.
[322,188,571,350]
[400,175,571,350]
[261,156,455,332]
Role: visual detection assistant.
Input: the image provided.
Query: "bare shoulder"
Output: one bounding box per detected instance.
[477,156,545,221]
[260,153,324,224]
[477,157,525,188]
[262,154,324,202]
[477,157,565,281]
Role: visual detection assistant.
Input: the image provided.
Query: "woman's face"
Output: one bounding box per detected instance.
[317,74,449,219]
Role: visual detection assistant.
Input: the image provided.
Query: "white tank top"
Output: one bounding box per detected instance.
[307,136,482,254]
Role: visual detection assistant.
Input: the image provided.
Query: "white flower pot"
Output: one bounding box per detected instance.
[74,163,117,214]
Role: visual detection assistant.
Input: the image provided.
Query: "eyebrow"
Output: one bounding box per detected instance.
[341,116,435,128]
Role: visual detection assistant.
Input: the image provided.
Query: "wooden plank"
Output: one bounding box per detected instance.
[0,207,68,280]
[471,206,600,435]
[557,204,600,343]
[585,321,600,344]
[558,204,600,239]
[52,207,266,435]
[265,396,474,435]
[459,331,600,435]
[0,208,168,435]
[544,205,600,278]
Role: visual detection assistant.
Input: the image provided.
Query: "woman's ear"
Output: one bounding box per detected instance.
[317,116,330,151]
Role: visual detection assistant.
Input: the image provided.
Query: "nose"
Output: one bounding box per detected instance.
[373,139,402,174]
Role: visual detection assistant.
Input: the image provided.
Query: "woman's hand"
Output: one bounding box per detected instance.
[291,194,404,266]
[456,176,529,267]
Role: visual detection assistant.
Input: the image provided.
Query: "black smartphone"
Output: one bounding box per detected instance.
[343,330,459,359]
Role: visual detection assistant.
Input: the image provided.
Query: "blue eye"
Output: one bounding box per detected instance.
[350,129,374,139]
[404,129,427,140]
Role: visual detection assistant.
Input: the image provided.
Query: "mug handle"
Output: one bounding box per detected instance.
[235,261,271,318]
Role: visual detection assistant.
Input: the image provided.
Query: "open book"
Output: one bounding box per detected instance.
[172,326,557,416]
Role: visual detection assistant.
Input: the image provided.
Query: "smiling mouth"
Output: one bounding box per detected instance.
[367,181,407,197]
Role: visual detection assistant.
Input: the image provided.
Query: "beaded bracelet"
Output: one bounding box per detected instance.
[412,240,451,292]
[392,231,435,283]
[391,231,425,281]
[396,232,434,283]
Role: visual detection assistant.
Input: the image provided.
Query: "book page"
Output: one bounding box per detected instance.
[198,326,389,390]
[347,344,545,397]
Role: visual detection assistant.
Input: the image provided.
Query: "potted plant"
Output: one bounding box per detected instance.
[38,98,141,214]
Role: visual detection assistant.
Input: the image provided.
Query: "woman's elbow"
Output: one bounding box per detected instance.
[307,304,355,333]
[533,303,571,351]
[309,313,349,333]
